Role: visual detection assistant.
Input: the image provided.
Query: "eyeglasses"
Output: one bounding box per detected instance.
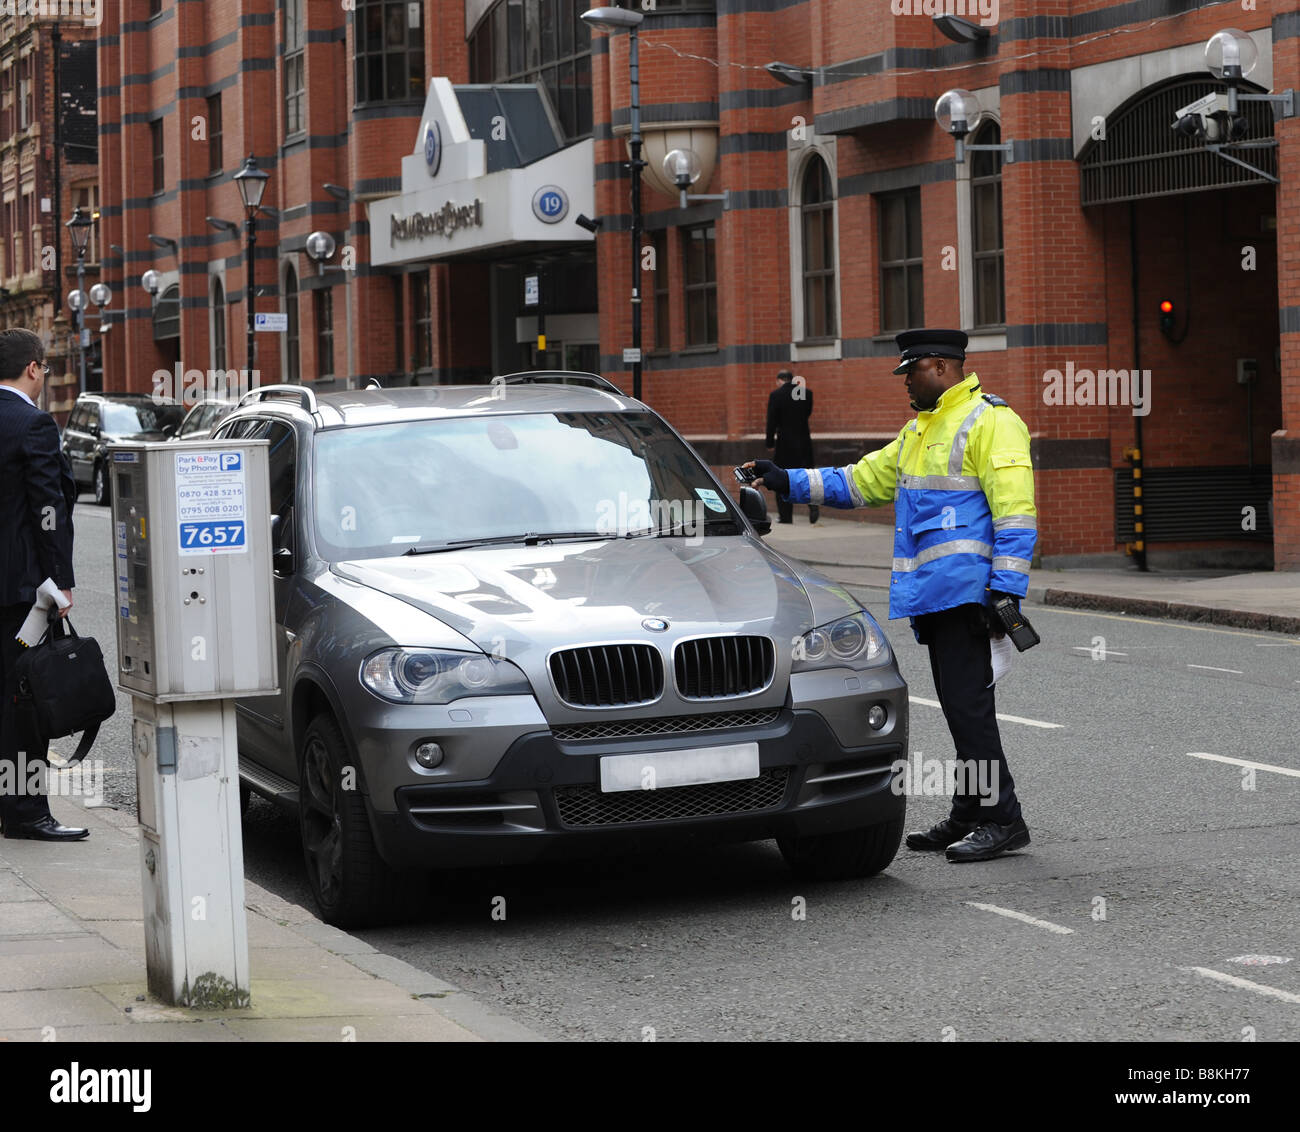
[31,362,49,376]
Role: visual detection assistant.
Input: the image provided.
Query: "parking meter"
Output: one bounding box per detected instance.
[108,439,277,1008]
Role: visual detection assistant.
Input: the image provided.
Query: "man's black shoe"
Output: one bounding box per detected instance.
[3,815,90,841]
[905,817,978,851]
[945,817,1030,862]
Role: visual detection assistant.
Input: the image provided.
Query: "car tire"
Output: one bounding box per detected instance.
[92,462,110,507]
[777,814,905,882]
[298,711,424,928]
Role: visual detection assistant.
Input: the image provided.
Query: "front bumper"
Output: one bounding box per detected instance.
[368,705,907,870]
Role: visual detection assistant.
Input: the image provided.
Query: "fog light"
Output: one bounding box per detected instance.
[867,704,887,730]
[414,741,444,768]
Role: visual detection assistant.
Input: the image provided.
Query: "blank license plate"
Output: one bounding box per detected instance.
[599,742,760,793]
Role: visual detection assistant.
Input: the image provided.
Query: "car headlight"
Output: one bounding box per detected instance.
[360,648,533,704]
[791,611,887,671]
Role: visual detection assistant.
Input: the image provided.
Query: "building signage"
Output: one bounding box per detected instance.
[424,120,442,176]
[254,312,288,332]
[390,199,484,245]
[532,185,568,224]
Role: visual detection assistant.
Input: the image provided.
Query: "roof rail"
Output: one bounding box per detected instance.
[237,384,319,414]
[495,370,625,396]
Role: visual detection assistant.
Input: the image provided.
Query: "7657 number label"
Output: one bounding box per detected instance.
[179,520,246,552]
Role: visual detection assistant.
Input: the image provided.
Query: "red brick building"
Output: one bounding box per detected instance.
[94,1,1300,569]
[0,6,99,410]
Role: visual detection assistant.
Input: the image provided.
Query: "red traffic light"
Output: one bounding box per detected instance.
[1159,300,1173,314]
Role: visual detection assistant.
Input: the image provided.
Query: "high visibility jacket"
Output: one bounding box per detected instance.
[786,374,1036,625]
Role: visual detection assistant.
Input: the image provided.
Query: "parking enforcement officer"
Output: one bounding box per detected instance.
[746,329,1036,862]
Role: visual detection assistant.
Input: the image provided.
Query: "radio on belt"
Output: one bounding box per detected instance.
[110,439,277,700]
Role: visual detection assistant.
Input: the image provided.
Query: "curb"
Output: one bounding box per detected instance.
[241,884,550,1042]
[788,558,1300,636]
[1033,587,1300,636]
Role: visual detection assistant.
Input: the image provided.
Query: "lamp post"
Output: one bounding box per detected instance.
[65,206,93,396]
[581,6,645,401]
[233,155,269,374]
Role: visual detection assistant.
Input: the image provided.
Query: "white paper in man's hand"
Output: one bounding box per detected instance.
[15,578,71,647]
[987,633,1015,688]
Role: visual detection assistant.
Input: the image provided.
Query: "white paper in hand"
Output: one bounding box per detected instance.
[15,578,70,647]
[987,633,1015,688]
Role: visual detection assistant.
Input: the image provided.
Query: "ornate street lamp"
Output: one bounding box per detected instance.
[233,155,270,370]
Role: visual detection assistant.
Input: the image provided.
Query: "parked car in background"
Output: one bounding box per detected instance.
[170,397,239,442]
[61,392,184,504]
[220,374,910,927]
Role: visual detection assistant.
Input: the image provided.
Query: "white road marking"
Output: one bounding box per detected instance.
[1256,642,1300,647]
[964,902,1074,935]
[1035,604,1300,643]
[909,696,1063,729]
[1186,752,1300,779]
[1182,966,1300,1005]
[1186,663,1244,674]
[1070,646,1129,656]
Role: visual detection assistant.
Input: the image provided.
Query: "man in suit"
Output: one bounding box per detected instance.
[0,328,88,841]
[765,370,819,525]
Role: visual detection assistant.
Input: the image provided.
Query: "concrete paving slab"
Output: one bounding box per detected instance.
[0,987,125,1028]
[247,946,380,981]
[0,1021,239,1042]
[0,949,142,992]
[0,871,42,901]
[219,1013,480,1042]
[0,901,87,937]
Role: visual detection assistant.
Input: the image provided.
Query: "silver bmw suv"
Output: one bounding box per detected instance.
[221,374,908,927]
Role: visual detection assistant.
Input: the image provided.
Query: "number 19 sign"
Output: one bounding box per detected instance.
[176,451,249,556]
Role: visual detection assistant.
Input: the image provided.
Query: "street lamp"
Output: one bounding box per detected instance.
[233,155,270,372]
[65,205,93,395]
[581,5,646,401]
[934,89,1015,165]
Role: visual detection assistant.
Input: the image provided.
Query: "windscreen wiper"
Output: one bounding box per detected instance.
[403,531,614,555]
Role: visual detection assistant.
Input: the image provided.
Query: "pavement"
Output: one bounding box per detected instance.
[763,515,1300,636]
[0,796,545,1042]
[2,515,1296,1045]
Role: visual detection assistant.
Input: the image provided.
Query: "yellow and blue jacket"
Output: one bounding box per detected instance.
[786,374,1036,626]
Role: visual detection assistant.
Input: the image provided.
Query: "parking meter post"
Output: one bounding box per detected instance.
[108,439,279,1008]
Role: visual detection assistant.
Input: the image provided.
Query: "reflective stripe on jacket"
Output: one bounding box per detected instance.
[786,373,1036,621]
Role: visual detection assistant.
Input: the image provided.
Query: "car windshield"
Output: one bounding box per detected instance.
[101,401,179,435]
[312,411,740,560]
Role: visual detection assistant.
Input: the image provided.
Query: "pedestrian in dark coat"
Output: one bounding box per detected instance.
[766,370,819,524]
[0,328,87,841]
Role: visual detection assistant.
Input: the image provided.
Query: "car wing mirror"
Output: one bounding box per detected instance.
[738,486,771,536]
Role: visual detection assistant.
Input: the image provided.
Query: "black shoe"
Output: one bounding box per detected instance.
[905,817,978,851]
[945,817,1030,862]
[3,815,90,841]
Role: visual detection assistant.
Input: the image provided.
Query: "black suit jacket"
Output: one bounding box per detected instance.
[0,388,77,606]
[765,380,815,467]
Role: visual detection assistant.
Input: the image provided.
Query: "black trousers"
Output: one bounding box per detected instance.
[777,497,820,524]
[0,602,53,829]
[913,603,1022,825]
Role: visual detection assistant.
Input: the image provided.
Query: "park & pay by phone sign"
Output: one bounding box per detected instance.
[176,451,248,555]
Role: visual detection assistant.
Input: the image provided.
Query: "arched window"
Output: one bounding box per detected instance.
[153,284,180,341]
[211,278,227,372]
[283,265,300,382]
[800,155,837,339]
[970,120,1005,327]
